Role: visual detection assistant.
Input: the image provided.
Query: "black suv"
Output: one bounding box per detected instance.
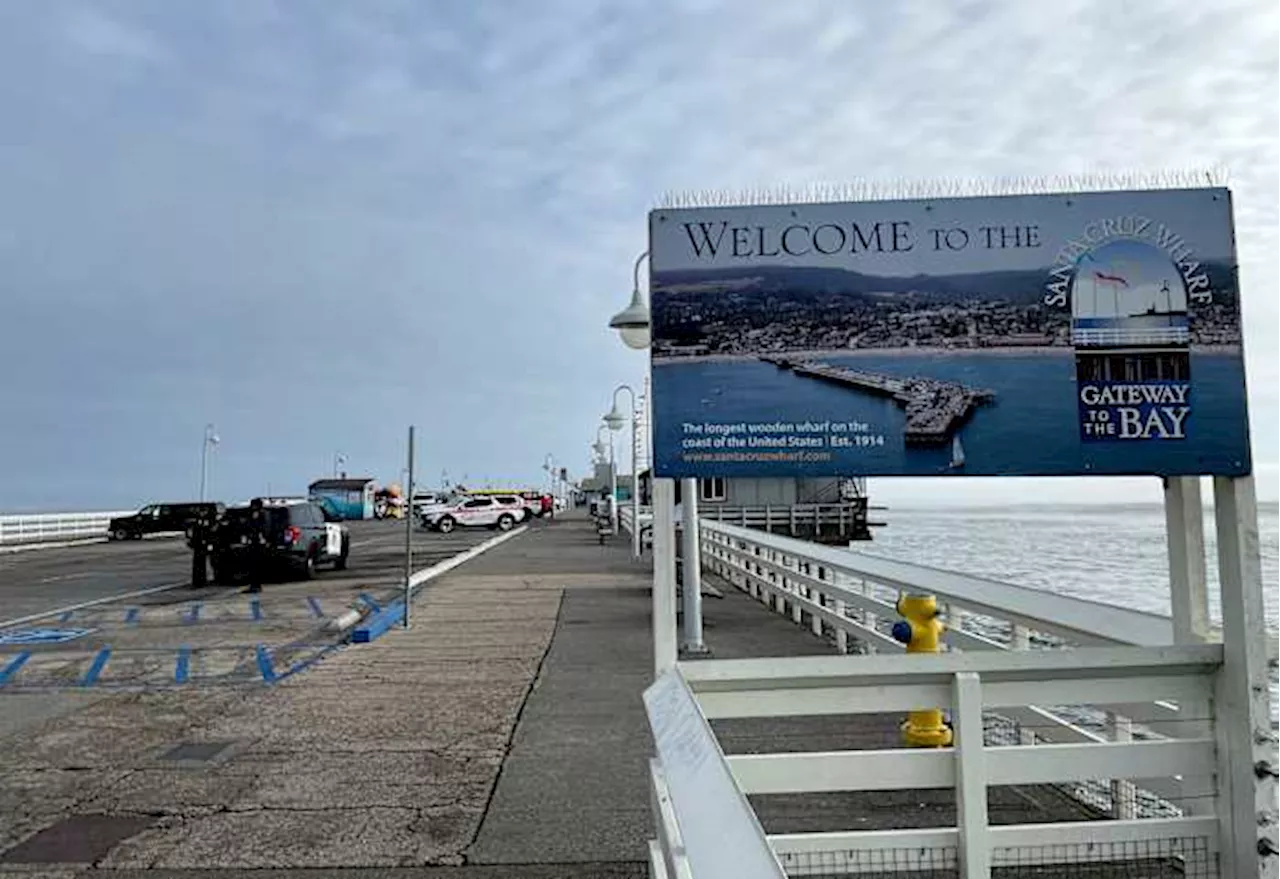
[208,499,350,583]
[109,502,225,541]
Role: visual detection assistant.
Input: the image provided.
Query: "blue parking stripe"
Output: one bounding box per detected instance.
[184,602,201,624]
[306,597,324,618]
[59,610,74,623]
[255,645,276,682]
[174,647,191,684]
[0,652,31,686]
[124,607,140,624]
[358,593,381,612]
[81,648,111,686]
[250,599,263,621]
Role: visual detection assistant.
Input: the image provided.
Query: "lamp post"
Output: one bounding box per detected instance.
[334,452,347,478]
[608,251,651,350]
[543,453,559,513]
[608,249,684,674]
[198,424,219,502]
[602,420,618,534]
[604,385,640,559]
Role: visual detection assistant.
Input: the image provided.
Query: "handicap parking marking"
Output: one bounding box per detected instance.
[0,652,31,686]
[80,648,111,686]
[183,602,202,625]
[256,645,276,682]
[174,646,191,684]
[0,627,95,646]
[124,607,140,624]
[250,599,263,621]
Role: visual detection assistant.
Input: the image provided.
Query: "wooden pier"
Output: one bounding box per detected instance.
[761,355,993,444]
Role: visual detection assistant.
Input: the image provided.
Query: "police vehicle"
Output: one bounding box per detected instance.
[208,498,350,583]
[422,496,520,533]
[109,502,224,541]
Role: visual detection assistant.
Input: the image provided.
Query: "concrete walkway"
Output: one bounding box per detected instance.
[0,513,1092,877]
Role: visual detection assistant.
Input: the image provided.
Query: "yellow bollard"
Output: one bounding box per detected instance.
[891,594,953,748]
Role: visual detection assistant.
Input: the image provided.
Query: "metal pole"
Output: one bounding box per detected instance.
[679,477,705,653]
[631,413,640,558]
[652,477,677,677]
[199,432,209,503]
[403,425,414,629]
[609,434,618,534]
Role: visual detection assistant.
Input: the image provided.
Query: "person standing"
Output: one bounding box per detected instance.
[246,498,267,594]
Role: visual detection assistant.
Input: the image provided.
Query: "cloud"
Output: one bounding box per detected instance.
[60,6,167,64]
[0,0,1274,508]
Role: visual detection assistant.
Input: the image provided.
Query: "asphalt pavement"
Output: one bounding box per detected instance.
[0,537,191,627]
[0,520,503,692]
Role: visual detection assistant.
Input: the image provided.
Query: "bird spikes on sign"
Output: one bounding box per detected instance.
[658,167,1229,209]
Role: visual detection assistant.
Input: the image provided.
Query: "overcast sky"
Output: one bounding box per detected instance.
[0,1,1275,511]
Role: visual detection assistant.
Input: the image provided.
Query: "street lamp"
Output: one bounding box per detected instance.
[333,452,347,478]
[604,384,640,558]
[199,423,220,502]
[543,453,558,509]
[608,251,651,350]
[594,423,610,463]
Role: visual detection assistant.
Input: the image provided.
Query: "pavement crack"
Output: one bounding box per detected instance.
[460,587,565,863]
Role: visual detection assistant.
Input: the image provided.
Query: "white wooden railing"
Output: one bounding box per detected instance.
[697,519,1221,816]
[0,511,134,546]
[648,645,1225,877]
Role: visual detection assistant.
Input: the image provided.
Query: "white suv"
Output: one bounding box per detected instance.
[424,496,520,533]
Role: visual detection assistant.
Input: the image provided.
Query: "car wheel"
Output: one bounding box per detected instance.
[111,527,129,542]
[335,541,349,571]
[496,513,515,532]
[436,516,456,534]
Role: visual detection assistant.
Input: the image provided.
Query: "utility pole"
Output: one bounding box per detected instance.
[403,426,415,628]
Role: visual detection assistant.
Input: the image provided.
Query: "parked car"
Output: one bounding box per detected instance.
[416,494,459,527]
[493,494,533,523]
[109,502,225,541]
[422,496,519,533]
[208,499,349,582]
[411,491,449,516]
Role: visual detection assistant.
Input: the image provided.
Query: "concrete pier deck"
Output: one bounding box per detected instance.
[0,515,1092,877]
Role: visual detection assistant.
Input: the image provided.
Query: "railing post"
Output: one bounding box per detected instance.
[862,579,876,636]
[834,597,848,654]
[1210,474,1277,877]
[1165,476,1210,642]
[1011,624,1030,650]
[1107,711,1137,820]
[811,567,824,637]
[791,574,803,625]
[679,478,706,655]
[789,505,796,536]
[652,478,678,678]
[953,671,991,878]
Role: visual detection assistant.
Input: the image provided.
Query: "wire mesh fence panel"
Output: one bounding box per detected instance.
[775,837,1215,878]
[991,835,1217,878]
[777,846,957,878]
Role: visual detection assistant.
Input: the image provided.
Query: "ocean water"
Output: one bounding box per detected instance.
[853,503,1278,634]
[652,350,1250,478]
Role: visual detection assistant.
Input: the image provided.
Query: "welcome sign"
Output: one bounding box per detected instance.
[648,187,1250,479]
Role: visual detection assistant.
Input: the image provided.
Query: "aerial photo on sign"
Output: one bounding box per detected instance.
[648,187,1250,479]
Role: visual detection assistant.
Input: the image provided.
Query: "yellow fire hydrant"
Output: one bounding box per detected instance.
[891,594,953,748]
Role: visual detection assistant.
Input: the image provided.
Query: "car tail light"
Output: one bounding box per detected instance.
[283,525,302,545]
